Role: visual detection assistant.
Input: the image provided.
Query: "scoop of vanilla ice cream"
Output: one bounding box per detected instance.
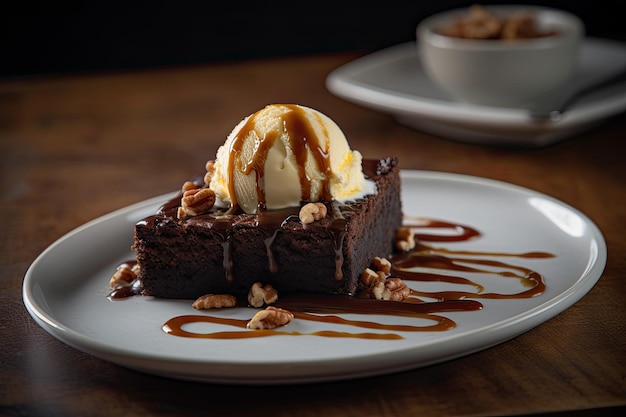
[210,104,375,214]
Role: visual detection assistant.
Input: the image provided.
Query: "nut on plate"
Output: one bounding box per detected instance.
[109,264,139,289]
[192,293,237,310]
[372,257,392,275]
[395,226,416,252]
[368,278,411,301]
[361,268,386,287]
[360,255,411,302]
[247,282,278,308]
[247,306,294,330]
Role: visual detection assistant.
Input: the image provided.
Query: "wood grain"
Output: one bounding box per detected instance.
[1,52,625,417]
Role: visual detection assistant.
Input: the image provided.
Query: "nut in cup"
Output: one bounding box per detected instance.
[416,5,584,108]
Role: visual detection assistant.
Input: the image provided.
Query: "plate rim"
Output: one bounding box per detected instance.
[325,38,626,143]
[22,170,608,383]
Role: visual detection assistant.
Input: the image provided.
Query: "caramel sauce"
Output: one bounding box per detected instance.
[112,216,555,340]
[117,138,554,340]
[227,104,333,210]
[391,219,552,302]
[162,294,481,339]
[163,315,405,340]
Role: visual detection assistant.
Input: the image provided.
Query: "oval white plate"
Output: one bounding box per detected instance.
[326,38,626,147]
[22,171,606,384]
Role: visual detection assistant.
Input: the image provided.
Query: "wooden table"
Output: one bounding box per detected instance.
[1,51,625,416]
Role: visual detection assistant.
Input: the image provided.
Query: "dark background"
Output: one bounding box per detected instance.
[2,0,624,78]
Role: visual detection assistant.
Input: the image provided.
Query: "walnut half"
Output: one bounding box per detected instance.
[247,306,294,330]
[192,294,237,310]
[178,188,216,219]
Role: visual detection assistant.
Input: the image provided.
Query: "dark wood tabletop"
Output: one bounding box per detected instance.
[1,51,625,417]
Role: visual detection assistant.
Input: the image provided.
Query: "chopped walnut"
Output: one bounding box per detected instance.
[247,306,294,330]
[109,265,137,289]
[437,5,554,40]
[360,255,411,302]
[247,282,278,308]
[299,202,327,224]
[372,257,392,275]
[192,294,237,310]
[178,188,216,219]
[395,226,416,252]
[361,268,386,287]
[501,12,536,39]
[368,278,411,302]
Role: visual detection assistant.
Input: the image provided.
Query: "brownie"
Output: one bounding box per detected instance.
[134,157,402,300]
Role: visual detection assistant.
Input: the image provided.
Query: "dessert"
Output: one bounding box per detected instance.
[130,104,403,301]
[108,103,553,338]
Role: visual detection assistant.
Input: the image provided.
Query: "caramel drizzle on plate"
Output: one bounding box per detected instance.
[159,217,554,340]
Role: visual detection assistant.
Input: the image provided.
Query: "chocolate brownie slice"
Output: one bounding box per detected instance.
[134,157,401,300]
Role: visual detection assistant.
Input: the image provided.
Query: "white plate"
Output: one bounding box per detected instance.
[326,38,626,147]
[23,171,606,384]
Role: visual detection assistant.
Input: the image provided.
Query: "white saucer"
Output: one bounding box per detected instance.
[326,38,626,147]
